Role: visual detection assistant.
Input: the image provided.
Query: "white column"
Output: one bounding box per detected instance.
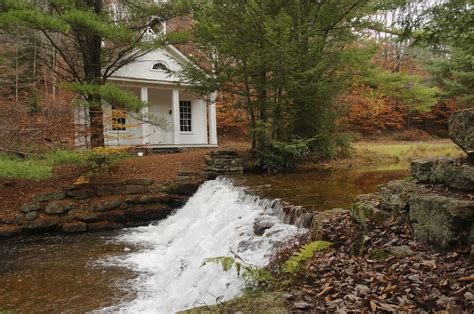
[208,91,218,145]
[140,87,149,145]
[172,88,181,145]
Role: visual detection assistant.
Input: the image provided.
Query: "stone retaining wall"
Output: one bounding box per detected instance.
[204,150,244,177]
[351,179,474,256]
[0,177,204,238]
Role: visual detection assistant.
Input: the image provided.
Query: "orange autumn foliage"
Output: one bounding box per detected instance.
[339,86,407,135]
[215,92,249,140]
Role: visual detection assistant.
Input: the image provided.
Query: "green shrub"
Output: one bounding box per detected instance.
[309,131,354,160]
[256,138,310,172]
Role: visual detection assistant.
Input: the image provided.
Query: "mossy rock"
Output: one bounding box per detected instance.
[369,248,391,261]
[179,292,288,314]
[350,193,387,225]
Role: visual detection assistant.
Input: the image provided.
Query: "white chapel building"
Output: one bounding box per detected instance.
[75,20,218,148]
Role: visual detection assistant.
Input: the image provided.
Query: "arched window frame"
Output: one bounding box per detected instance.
[150,61,169,72]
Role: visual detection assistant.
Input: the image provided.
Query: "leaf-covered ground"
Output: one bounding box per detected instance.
[282,213,473,312]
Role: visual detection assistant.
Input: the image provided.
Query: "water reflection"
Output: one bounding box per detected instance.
[233,168,409,211]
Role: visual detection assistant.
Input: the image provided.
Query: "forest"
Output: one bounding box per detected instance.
[0,1,473,313]
[0,0,471,172]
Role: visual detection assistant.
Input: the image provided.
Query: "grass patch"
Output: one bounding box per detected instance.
[316,139,466,172]
[353,140,464,164]
[0,147,130,182]
[0,154,54,181]
[44,149,89,166]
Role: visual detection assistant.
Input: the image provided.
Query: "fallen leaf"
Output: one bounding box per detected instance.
[421,260,437,269]
[370,300,377,312]
[379,302,397,311]
[383,283,397,294]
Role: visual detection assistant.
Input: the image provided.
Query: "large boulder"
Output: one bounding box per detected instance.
[449,108,474,163]
[411,158,474,191]
[409,193,474,250]
[253,217,275,236]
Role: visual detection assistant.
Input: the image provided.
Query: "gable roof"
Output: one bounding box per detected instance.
[109,45,197,86]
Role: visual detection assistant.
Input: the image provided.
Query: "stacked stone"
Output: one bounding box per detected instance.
[350,109,474,257]
[204,150,244,177]
[449,108,474,163]
[0,177,204,237]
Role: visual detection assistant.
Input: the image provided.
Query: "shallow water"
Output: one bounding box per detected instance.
[0,232,137,313]
[234,168,409,211]
[0,167,408,313]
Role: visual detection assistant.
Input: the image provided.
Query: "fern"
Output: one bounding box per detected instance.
[282,241,332,274]
[202,256,276,289]
[201,240,332,291]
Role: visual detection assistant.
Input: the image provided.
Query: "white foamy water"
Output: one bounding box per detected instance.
[103,178,302,313]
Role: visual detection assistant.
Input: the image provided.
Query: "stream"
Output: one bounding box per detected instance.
[0,168,408,313]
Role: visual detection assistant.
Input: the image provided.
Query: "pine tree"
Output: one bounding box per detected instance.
[402,0,473,108]
[179,0,381,167]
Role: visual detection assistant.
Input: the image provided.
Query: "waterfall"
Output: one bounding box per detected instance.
[102,177,305,313]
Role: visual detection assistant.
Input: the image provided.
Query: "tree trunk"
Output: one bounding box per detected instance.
[82,0,105,147]
[89,99,105,148]
[256,69,268,151]
[15,33,19,105]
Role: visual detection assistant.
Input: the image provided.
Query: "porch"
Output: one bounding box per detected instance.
[103,81,218,147]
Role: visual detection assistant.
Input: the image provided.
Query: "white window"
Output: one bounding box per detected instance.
[112,108,127,131]
[179,101,192,132]
[151,61,168,71]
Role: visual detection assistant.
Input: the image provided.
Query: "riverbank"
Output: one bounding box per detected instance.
[0,140,463,234]
[189,110,474,312]
[306,139,464,172]
[187,210,472,313]
[0,149,211,237]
